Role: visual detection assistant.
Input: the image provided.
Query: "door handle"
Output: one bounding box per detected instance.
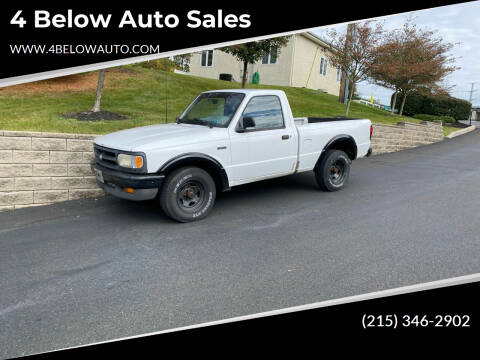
[282,135,290,140]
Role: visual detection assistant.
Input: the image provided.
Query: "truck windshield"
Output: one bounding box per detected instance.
[178,92,245,127]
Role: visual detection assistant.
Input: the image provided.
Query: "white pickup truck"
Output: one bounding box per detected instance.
[92,89,372,222]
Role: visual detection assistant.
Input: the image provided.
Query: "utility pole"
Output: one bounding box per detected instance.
[338,66,348,104]
[468,82,475,125]
[339,23,354,104]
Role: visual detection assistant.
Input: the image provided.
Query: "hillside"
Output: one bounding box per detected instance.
[0,65,456,135]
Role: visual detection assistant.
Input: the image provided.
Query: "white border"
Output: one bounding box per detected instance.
[0,1,465,88]
[37,273,480,356]
[0,25,331,87]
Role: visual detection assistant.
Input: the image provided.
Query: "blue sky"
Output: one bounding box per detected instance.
[312,1,480,106]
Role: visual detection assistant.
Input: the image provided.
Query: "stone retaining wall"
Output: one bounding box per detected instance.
[371,121,444,155]
[0,130,103,211]
[0,122,445,211]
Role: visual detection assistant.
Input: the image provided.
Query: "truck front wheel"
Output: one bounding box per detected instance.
[315,150,351,191]
[160,167,216,222]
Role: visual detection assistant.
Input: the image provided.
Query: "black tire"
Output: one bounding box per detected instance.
[315,150,351,191]
[160,167,216,222]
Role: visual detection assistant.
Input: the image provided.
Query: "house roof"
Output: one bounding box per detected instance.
[301,32,336,51]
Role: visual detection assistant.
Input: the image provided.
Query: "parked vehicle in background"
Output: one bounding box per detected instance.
[92,89,372,222]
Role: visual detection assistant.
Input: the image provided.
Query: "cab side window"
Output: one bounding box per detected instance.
[240,96,285,131]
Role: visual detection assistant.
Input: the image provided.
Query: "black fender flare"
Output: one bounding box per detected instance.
[158,153,230,192]
[315,135,357,168]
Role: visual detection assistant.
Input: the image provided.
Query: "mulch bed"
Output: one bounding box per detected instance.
[62,110,127,121]
[448,122,470,128]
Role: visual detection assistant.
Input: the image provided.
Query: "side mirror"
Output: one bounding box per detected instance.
[237,117,255,132]
[243,117,256,128]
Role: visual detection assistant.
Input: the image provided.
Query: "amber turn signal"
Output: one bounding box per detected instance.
[135,156,143,168]
[124,187,135,194]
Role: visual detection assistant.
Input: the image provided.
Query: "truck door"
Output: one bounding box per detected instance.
[229,95,297,183]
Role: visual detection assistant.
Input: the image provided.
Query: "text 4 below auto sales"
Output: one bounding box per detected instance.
[15,10,251,29]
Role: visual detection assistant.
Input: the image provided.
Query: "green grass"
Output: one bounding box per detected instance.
[441,126,459,136]
[0,65,455,136]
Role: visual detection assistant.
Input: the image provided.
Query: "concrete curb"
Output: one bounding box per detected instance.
[446,125,476,139]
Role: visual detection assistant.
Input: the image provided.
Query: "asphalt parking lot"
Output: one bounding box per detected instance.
[1,130,480,357]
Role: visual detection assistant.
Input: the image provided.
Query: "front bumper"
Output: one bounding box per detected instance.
[92,163,165,201]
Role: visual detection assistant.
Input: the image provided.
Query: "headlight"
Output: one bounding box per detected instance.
[117,154,144,169]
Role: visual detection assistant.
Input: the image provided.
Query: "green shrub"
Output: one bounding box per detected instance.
[413,114,456,124]
[139,58,175,72]
[392,92,471,120]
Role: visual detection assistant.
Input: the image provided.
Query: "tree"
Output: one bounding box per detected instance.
[92,69,106,112]
[173,54,191,72]
[326,21,384,116]
[219,37,290,88]
[370,19,457,116]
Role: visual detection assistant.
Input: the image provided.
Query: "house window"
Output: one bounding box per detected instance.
[336,66,342,81]
[319,58,327,76]
[262,47,278,64]
[201,50,213,67]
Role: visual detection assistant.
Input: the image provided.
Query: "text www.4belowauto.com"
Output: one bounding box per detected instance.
[9,44,161,55]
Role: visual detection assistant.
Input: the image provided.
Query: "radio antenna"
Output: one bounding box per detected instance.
[165,69,168,124]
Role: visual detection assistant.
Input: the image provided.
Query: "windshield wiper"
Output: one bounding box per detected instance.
[178,118,214,128]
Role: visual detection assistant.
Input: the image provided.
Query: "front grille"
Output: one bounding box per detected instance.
[94,144,120,170]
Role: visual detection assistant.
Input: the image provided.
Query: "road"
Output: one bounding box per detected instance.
[460,120,480,127]
[1,130,480,357]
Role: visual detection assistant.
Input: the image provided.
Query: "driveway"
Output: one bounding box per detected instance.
[1,130,480,358]
[459,120,480,126]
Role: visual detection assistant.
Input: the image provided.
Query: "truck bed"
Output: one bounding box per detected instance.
[292,116,372,173]
[294,117,362,125]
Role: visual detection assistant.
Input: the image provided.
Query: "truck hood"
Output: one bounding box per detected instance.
[94,123,227,152]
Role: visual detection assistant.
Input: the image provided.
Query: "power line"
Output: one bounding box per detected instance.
[450,90,478,93]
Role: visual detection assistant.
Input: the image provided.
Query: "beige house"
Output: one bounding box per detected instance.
[188,32,342,96]
[471,107,480,121]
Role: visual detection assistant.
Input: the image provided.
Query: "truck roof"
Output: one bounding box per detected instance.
[202,89,285,95]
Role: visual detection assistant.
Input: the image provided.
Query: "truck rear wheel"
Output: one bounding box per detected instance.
[315,150,351,191]
[160,167,216,222]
